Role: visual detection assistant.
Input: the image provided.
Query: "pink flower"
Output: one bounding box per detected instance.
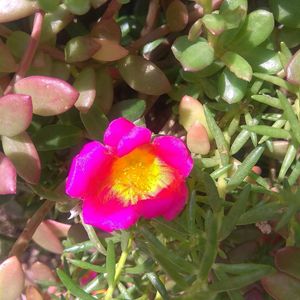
[66,118,193,232]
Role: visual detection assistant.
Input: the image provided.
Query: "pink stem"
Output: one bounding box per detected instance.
[4,10,44,95]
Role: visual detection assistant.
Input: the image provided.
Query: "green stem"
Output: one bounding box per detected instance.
[104,232,133,300]
[80,214,107,255]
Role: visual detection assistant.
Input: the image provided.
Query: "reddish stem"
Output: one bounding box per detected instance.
[141,0,160,37]
[102,0,122,20]
[4,10,44,94]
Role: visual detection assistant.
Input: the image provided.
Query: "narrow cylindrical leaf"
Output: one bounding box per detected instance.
[14,76,79,116]
[146,272,170,300]
[106,240,116,286]
[220,185,251,240]
[0,152,16,195]
[278,144,297,181]
[74,67,96,112]
[242,125,291,139]
[228,145,265,189]
[278,91,300,144]
[251,94,281,109]
[118,55,171,95]
[204,105,229,166]
[57,269,95,300]
[0,256,25,300]
[2,132,41,184]
[0,94,32,137]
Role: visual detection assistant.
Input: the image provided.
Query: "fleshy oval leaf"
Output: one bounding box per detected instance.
[221,51,252,82]
[65,36,101,63]
[262,272,300,300]
[0,94,33,137]
[0,152,16,195]
[0,0,37,23]
[230,10,274,53]
[32,221,64,254]
[74,67,96,112]
[0,40,17,73]
[14,75,79,116]
[92,39,129,62]
[179,95,212,139]
[187,122,211,155]
[275,247,300,280]
[2,132,41,184]
[118,55,171,95]
[202,14,226,36]
[286,49,300,86]
[0,256,25,300]
[27,261,56,284]
[218,68,248,103]
[26,286,43,300]
[269,0,300,28]
[166,0,188,32]
[94,67,114,114]
[172,36,214,72]
[91,18,121,42]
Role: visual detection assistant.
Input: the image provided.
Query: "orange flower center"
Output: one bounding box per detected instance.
[109,145,174,205]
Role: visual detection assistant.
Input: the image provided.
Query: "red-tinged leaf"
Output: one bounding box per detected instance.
[74,67,96,112]
[0,0,37,23]
[27,261,56,284]
[0,152,16,195]
[33,221,63,254]
[262,272,300,300]
[0,94,32,137]
[2,132,41,184]
[65,36,101,63]
[286,49,300,86]
[90,18,121,42]
[118,55,171,95]
[44,219,71,238]
[0,40,17,73]
[14,76,79,116]
[275,247,300,280]
[92,39,129,62]
[166,0,188,32]
[187,121,211,155]
[26,286,43,300]
[179,95,211,138]
[0,256,25,300]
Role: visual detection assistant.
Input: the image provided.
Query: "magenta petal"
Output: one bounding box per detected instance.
[137,181,188,220]
[66,141,112,198]
[103,118,134,149]
[117,126,152,156]
[82,196,139,232]
[153,136,193,178]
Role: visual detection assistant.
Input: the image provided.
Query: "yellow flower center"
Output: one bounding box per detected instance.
[109,145,174,205]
